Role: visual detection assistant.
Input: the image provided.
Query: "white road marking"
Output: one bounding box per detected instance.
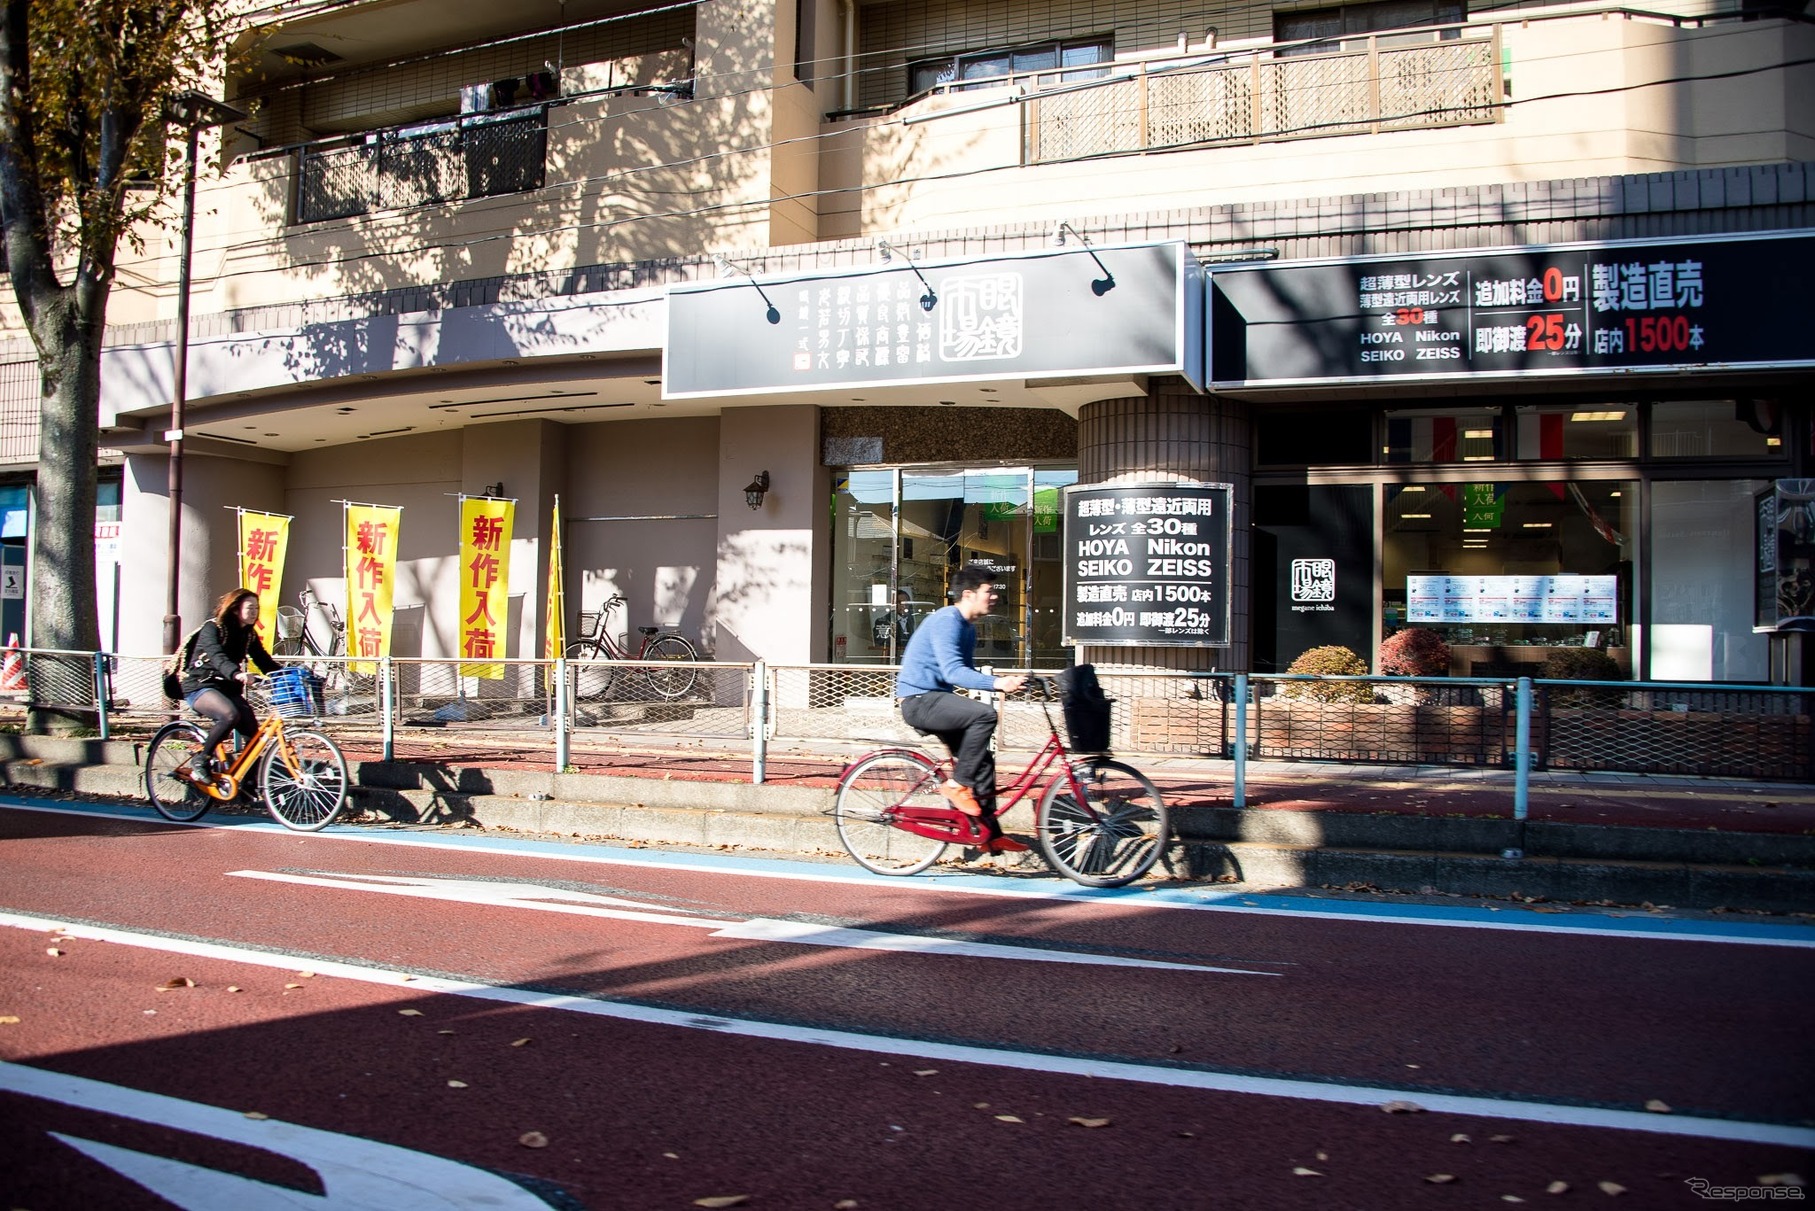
[7,798,1815,949]
[1,1062,560,1210]
[226,869,1272,974]
[2,910,1809,1149]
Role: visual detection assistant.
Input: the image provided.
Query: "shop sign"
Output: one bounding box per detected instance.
[664,242,1203,398]
[1062,482,1231,647]
[1755,479,1815,632]
[1209,231,1815,388]
[1463,483,1503,529]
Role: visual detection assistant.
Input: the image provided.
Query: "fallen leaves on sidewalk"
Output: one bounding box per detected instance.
[693,1197,748,1209]
[155,977,195,991]
[518,1131,548,1148]
[1379,1100,1425,1114]
[1067,1117,1111,1128]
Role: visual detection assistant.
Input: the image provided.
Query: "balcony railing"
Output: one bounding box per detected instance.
[1024,28,1502,163]
[296,106,548,223]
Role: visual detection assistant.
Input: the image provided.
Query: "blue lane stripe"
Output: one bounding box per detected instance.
[5,794,1812,949]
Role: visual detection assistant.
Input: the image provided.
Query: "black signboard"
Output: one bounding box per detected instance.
[1756,479,1815,632]
[1210,231,1815,387]
[1062,482,1232,647]
[665,242,1202,397]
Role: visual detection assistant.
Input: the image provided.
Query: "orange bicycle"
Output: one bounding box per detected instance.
[831,676,1168,887]
[145,669,349,832]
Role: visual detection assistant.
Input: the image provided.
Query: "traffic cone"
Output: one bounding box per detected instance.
[0,634,23,691]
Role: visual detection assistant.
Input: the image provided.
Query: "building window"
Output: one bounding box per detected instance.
[1651,480,1769,681]
[908,37,1111,97]
[1650,400,1784,459]
[1384,406,1502,464]
[1256,408,1373,466]
[1515,405,1637,461]
[1275,0,1466,54]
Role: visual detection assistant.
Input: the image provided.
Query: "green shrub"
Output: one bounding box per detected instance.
[1540,646,1626,707]
[1377,627,1450,678]
[1282,645,1374,703]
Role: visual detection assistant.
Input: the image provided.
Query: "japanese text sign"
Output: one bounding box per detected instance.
[236,510,291,645]
[1063,483,1232,647]
[1210,231,1815,387]
[344,504,402,674]
[459,496,515,679]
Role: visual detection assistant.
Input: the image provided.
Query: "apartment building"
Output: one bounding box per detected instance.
[2,0,1810,684]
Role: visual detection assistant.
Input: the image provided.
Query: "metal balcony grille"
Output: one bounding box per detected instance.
[298,108,548,224]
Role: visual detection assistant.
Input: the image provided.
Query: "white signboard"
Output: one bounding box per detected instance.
[1406,574,1617,625]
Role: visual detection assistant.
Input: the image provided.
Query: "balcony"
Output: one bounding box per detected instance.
[1023,30,1504,163]
[296,106,549,223]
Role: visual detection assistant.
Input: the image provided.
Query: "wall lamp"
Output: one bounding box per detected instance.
[743,471,770,510]
[874,239,937,311]
[1051,221,1115,295]
[712,254,781,324]
[482,482,505,498]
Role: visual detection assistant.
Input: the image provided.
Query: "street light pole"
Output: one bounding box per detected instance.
[161,91,245,655]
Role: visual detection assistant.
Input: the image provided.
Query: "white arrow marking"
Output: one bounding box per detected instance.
[228,869,1273,975]
[1,1062,558,1210]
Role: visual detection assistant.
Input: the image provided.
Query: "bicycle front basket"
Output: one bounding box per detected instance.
[275,605,305,641]
[1063,696,1114,754]
[269,666,323,718]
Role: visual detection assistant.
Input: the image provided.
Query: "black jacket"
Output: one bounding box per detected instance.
[179,619,279,695]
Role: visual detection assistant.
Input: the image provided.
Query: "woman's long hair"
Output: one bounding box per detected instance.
[212,587,260,632]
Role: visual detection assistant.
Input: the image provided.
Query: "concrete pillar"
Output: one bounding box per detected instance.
[1077,382,1252,672]
[713,404,829,664]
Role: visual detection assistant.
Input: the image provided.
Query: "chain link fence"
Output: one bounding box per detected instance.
[4,647,1810,782]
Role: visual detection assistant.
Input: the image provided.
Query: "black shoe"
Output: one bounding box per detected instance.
[190,756,215,785]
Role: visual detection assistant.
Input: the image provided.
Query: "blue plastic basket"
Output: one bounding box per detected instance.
[269,666,322,718]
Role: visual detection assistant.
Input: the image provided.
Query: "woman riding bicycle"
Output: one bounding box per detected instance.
[178,587,281,786]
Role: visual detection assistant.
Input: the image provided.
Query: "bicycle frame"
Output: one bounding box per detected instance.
[191,711,301,802]
[575,595,673,660]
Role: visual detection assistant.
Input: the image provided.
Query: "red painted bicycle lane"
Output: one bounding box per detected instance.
[2,805,1811,1129]
[0,928,1802,1211]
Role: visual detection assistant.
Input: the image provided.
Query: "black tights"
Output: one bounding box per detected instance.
[189,687,256,760]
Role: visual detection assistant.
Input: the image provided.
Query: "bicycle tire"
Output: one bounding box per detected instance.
[1036,759,1168,888]
[642,634,697,700]
[833,751,949,875]
[145,721,212,822]
[259,727,349,832]
[565,641,614,700]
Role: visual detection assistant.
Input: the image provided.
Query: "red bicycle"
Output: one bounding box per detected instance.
[831,677,1169,888]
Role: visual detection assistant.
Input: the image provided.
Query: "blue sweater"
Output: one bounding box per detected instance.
[895,606,997,697]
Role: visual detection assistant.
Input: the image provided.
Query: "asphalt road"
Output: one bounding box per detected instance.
[1,798,1810,1210]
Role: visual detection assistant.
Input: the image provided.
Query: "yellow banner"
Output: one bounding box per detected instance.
[344,504,402,674]
[545,497,565,662]
[459,496,514,680]
[237,510,291,648]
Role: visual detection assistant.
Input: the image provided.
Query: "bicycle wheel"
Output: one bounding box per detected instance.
[1036,759,1169,888]
[565,641,614,700]
[642,634,698,700]
[833,751,949,875]
[259,728,349,832]
[145,721,212,822]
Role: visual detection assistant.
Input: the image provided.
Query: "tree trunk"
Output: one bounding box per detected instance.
[26,306,103,735]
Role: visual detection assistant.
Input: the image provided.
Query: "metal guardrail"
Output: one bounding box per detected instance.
[3,650,1809,791]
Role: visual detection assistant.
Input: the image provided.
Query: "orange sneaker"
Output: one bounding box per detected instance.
[983,835,1029,853]
[938,782,984,817]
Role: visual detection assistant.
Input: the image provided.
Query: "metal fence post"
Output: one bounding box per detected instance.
[380,656,395,763]
[553,657,569,772]
[1233,673,1248,810]
[92,652,110,741]
[751,660,768,785]
[1506,675,1533,859]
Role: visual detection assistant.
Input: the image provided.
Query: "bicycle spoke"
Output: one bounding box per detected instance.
[833,752,948,875]
[1037,760,1169,888]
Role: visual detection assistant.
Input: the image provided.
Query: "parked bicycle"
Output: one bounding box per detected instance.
[145,668,350,832]
[564,594,700,701]
[831,676,1169,887]
[273,587,368,696]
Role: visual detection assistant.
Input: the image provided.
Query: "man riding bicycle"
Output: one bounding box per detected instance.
[895,563,1029,852]
[178,587,282,786]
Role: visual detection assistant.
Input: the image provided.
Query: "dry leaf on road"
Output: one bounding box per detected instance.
[693,1197,749,1209]
[1425,1174,1457,1184]
[45,948,62,957]
[994,1115,1024,1123]
[1597,1181,1626,1195]
[0,1016,20,1025]
[518,1131,548,1148]
[1644,1099,1671,1113]
[1292,1167,1323,1177]
[447,1080,468,1088]
[398,1009,425,1017]
[226,986,241,993]
[1380,1100,1425,1114]
[1450,1134,1471,1144]
[155,978,195,991]
[244,1111,268,1120]
[1548,1181,1571,1194]
[1067,1117,1111,1129]
[510,1038,532,1047]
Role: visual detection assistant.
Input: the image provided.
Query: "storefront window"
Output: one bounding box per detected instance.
[1650,400,1783,459]
[1650,480,1768,681]
[1515,405,1637,460]
[828,466,1076,666]
[1382,478,1634,676]
[1383,406,1502,463]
